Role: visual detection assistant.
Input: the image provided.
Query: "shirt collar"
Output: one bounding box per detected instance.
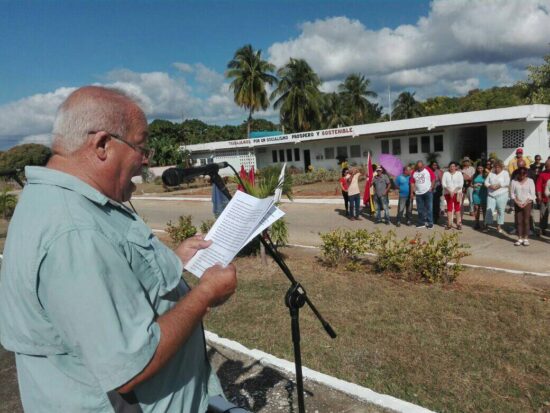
[25,166,110,206]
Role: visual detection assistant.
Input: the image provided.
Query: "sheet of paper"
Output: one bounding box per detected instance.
[242,205,285,247]
[184,191,274,277]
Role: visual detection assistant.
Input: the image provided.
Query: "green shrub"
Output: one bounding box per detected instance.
[320,228,470,283]
[0,189,17,219]
[200,219,215,234]
[166,215,197,244]
[269,218,289,248]
[319,228,378,269]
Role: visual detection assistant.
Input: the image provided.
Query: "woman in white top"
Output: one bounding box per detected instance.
[442,161,464,230]
[510,167,536,246]
[484,160,510,233]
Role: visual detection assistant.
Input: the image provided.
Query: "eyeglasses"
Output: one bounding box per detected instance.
[88,131,155,160]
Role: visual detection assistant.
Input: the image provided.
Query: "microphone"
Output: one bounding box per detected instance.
[0,169,19,177]
[162,162,229,186]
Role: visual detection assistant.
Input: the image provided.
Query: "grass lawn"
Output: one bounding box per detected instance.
[194,247,550,413]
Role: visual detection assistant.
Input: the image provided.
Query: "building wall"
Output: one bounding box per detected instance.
[190,148,256,176]
[188,118,550,175]
[257,132,451,172]
[487,120,549,164]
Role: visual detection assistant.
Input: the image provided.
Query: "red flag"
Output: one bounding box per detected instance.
[363,153,374,206]
[237,165,247,191]
[248,165,255,186]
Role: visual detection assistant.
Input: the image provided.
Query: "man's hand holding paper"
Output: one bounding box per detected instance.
[185,191,285,278]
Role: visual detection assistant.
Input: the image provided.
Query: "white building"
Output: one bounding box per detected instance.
[184,105,550,175]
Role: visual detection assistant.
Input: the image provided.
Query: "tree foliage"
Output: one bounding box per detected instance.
[271,58,322,132]
[338,73,378,124]
[321,92,353,128]
[392,91,424,119]
[226,44,278,137]
[522,52,550,104]
[0,143,51,171]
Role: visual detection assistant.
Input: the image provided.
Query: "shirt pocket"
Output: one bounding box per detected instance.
[126,221,183,298]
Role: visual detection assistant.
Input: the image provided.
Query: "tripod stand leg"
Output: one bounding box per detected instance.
[290,306,305,413]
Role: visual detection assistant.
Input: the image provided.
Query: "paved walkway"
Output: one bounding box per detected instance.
[132,197,550,276]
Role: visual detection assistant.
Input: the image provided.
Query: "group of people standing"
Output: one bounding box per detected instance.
[338,148,550,246]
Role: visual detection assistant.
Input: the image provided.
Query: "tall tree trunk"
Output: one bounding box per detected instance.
[247,109,253,138]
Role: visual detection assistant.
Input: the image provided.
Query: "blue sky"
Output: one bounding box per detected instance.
[1,0,549,149]
[1,0,430,103]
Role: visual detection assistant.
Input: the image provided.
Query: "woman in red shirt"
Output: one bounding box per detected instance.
[339,168,350,217]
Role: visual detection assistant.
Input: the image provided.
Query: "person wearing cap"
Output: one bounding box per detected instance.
[508,148,531,175]
[372,166,391,224]
[461,157,475,215]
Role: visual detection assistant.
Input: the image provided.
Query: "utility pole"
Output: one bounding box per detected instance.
[388,84,392,121]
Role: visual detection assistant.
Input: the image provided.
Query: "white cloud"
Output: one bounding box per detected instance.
[1,0,549,148]
[268,0,550,100]
[0,87,75,138]
[172,62,193,73]
[19,133,53,146]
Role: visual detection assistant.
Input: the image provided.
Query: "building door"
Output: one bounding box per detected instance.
[303,149,311,171]
[457,126,487,161]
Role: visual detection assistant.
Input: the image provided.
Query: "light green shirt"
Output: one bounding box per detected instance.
[0,166,222,412]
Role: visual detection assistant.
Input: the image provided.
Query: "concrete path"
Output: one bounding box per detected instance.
[132,197,550,275]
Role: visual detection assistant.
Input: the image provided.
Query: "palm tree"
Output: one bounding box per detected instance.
[338,74,377,124]
[270,58,322,132]
[226,45,278,137]
[391,91,424,119]
[321,93,352,128]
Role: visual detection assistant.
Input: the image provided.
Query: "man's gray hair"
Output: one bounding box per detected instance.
[52,86,141,154]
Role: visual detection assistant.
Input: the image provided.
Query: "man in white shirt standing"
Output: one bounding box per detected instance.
[410,161,436,229]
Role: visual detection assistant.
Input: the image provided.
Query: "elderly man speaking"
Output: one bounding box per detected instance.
[0,86,237,412]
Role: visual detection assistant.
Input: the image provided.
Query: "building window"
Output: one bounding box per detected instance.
[502,129,525,148]
[324,147,335,160]
[337,146,348,158]
[207,158,214,164]
[381,140,390,154]
[409,137,418,154]
[294,148,300,161]
[434,135,444,152]
[286,148,293,162]
[421,135,430,153]
[392,139,401,155]
[199,158,206,166]
[279,149,285,162]
[272,150,278,163]
[350,145,361,158]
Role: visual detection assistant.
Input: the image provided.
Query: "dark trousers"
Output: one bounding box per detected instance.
[416,192,433,226]
[540,201,549,233]
[341,190,349,215]
[349,193,360,218]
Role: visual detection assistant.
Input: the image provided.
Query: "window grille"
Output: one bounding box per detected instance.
[502,129,525,148]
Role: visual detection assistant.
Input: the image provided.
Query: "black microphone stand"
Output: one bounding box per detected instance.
[209,170,337,413]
